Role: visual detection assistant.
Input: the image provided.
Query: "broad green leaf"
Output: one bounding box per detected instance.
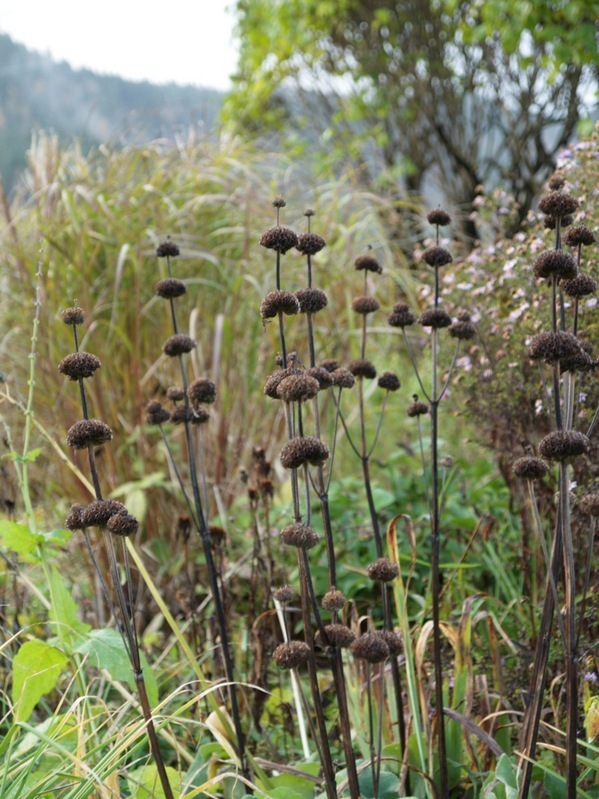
[128,764,181,799]
[75,628,158,707]
[12,640,68,722]
[0,520,44,560]
[48,566,91,644]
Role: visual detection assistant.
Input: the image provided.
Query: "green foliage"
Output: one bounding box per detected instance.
[11,640,68,722]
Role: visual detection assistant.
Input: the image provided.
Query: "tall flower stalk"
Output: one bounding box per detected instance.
[60,306,174,799]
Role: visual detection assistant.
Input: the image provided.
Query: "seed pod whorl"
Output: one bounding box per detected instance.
[58,352,101,380]
[273,641,310,669]
[378,371,400,391]
[322,588,347,612]
[367,557,399,582]
[261,290,301,319]
[188,378,217,406]
[163,334,195,357]
[66,419,112,449]
[538,430,589,461]
[280,436,330,469]
[422,246,453,268]
[348,359,376,379]
[296,232,326,255]
[513,456,550,480]
[294,288,328,314]
[280,522,320,549]
[350,631,390,663]
[260,226,298,254]
[156,278,186,298]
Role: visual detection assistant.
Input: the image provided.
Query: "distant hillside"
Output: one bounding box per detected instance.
[0,33,224,191]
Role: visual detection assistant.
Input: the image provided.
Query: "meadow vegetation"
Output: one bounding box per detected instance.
[0,119,597,799]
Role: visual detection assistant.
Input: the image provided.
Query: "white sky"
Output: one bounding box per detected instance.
[0,0,239,91]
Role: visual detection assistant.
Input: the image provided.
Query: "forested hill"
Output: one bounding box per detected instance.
[0,33,224,191]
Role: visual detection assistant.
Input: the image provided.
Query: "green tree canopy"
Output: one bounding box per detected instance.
[226,0,597,239]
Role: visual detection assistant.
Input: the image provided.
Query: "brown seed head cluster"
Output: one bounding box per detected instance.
[322,588,347,612]
[155,278,187,299]
[350,631,389,663]
[529,330,584,364]
[538,191,579,218]
[322,624,356,648]
[296,232,326,255]
[61,307,86,326]
[170,405,195,425]
[449,312,476,341]
[388,302,416,328]
[66,419,113,450]
[407,397,429,417]
[348,359,377,379]
[58,352,101,381]
[544,214,574,230]
[355,254,382,273]
[167,386,186,401]
[427,208,452,226]
[273,641,310,669]
[352,296,380,315]
[319,359,339,372]
[81,499,127,527]
[145,399,171,425]
[163,334,196,357]
[561,274,597,298]
[378,371,400,391]
[579,494,599,517]
[261,290,301,319]
[65,504,85,531]
[188,378,217,406]
[273,584,296,603]
[277,374,320,402]
[420,308,452,328]
[560,351,596,374]
[538,430,589,461]
[156,239,180,258]
[260,226,299,254]
[294,288,328,314]
[367,557,399,582]
[306,366,333,389]
[380,630,402,656]
[280,436,330,469]
[330,368,355,389]
[107,510,139,537]
[564,225,596,247]
[512,456,550,480]
[533,250,578,281]
[280,522,320,549]
[422,246,453,268]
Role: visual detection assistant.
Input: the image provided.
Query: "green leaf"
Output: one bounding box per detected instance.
[0,520,44,560]
[358,768,401,799]
[12,640,68,722]
[75,628,158,707]
[128,765,181,799]
[48,566,91,645]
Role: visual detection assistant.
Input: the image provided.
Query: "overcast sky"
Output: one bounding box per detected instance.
[0,0,239,91]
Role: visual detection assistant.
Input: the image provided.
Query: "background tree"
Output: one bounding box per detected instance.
[226,0,597,240]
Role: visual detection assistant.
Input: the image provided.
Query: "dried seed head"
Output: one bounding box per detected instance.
[544,214,574,230]
[348,359,377,379]
[61,307,85,326]
[352,296,380,315]
[322,588,347,612]
[350,632,390,663]
[273,584,296,603]
[304,208,315,217]
[319,359,340,373]
[163,334,196,357]
[294,288,328,314]
[533,250,578,281]
[564,225,596,247]
[380,630,402,656]
[529,330,584,364]
[548,172,566,190]
[156,238,180,258]
[367,557,399,582]
[280,436,330,469]
[273,641,310,669]
[170,405,194,425]
[561,351,596,373]
[354,254,382,273]
[407,397,429,417]
[427,208,452,226]
[538,191,579,218]
[260,225,298,254]
[261,290,301,318]
[188,378,216,406]
[264,368,295,399]
[561,273,597,298]
[538,430,589,461]
[66,419,112,449]
[513,456,550,480]
[145,399,171,425]
[449,313,476,341]
[272,196,286,208]
[388,302,416,328]
[331,367,356,389]
[277,374,320,402]
[155,278,186,298]
[420,308,452,328]
[58,352,101,380]
[378,371,400,391]
[296,232,326,255]
[65,504,85,531]
[166,386,185,402]
[321,624,356,648]
[280,522,320,549]
[191,406,211,425]
[422,246,453,268]
[579,494,599,517]
[306,366,333,390]
[107,510,139,537]
[81,499,127,527]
